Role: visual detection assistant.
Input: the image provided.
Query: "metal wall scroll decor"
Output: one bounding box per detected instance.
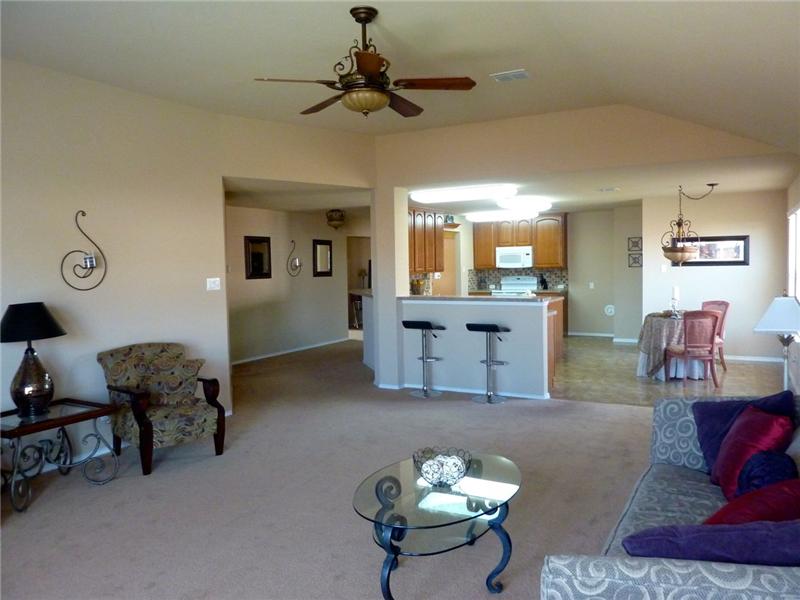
[60,210,107,291]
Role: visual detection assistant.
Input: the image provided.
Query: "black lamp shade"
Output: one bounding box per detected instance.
[1,302,66,343]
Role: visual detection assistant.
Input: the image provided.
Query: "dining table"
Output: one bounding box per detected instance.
[636,311,705,381]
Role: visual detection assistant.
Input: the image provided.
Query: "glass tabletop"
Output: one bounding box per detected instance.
[353,453,521,530]
[0,399,115,435]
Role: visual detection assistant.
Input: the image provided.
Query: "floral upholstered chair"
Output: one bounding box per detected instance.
[96,343,225,475]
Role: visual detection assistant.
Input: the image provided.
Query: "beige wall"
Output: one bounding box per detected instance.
[642,189,787,359]
[372,105,783,387]
[567,211,615,335]
[613,206,644,341]
[225,206,349,363]
[789,173,800,213]
[1,59,374,414]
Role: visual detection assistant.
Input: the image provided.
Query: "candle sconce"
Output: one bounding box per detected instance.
[60,210,107,291]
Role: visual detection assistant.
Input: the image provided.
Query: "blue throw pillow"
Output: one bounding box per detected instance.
[622,519,800,566]
[692,391,796,472]
[737,451,799,496]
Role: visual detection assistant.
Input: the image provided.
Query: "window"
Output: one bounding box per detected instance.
[789,211,799,297]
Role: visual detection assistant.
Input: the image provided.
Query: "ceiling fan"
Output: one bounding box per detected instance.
[255,5,476,118]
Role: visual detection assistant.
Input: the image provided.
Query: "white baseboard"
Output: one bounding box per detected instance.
[568,332,614,338]
[377,383,403,390]
[725,355,782,364]
[613,338,638,344]
[401,383,549,400]
[231,338,349,365]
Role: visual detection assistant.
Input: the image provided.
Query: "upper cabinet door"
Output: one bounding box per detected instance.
[514,218,533,246]
[496,219,514,246]
[424,211,436,272]
[473,222,496,269]
[533,213,567,268]
[413,210,426,272]
[434,213,445,272]
[408,209,415,272]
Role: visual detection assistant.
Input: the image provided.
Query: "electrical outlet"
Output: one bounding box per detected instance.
[206,277,221,291]
[588,281,595,290]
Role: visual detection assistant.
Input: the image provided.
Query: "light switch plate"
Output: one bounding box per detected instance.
[588,281,595,289]
[206,277,221,291]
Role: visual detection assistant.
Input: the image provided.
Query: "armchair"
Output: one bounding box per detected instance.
[96,343,225,475]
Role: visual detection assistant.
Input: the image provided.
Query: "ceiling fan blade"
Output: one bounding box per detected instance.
[300,93,345,115]
[388,92,424,117]
[393,77,476,91]
[255,78,341,91]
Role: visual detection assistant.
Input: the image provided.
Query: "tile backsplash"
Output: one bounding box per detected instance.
[468,268,568,291]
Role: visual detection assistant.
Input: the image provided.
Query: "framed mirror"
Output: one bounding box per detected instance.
[313,239,333,277]
[244,236,271,279]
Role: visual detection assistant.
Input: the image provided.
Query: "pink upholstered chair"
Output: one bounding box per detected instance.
[701,300,730,370]
[664,310,721,387]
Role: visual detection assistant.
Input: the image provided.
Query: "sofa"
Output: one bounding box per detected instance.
[540,396,800,599]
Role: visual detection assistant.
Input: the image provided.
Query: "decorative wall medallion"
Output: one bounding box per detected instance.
[627,237,643,251]
[628,253,642,268]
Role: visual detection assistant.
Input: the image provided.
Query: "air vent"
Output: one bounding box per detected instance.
[489,69,530,82]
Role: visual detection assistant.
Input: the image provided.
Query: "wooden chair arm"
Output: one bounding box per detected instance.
[106,384,150,417]
[198,377,225,414]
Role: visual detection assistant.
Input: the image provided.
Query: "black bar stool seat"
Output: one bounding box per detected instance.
[466,323,510,334]
[466,322,511,404]
[402,320,446,398]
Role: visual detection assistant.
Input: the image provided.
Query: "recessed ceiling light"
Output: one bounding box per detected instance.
[409,184,518,204]
[497,195,553,212]
[489,69,530,82]
[465,209,540,223]
[597,187,621,193]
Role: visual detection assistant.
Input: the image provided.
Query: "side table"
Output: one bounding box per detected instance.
[1,398,120,512]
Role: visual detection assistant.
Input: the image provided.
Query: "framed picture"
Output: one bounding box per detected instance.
[627,236,642,251]
[313,239,333,277]
[244,236,271,279]
[628,253,642,268]
[671,235,750,267]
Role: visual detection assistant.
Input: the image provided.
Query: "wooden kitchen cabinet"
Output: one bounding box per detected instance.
[514,218,533,245]
[434,213,445,272]
[408,208,445,273]
[496,220,514,246]
[533,213,567,268]
[473,222,496,269]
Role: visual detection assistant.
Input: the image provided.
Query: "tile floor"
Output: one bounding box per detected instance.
[551,336,783,406]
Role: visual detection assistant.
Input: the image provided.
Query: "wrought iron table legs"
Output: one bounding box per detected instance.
[486,503,512,593]
[6,419,119,512]
[372,502,512,599]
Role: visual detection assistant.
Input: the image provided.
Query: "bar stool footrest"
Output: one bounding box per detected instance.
[479,359,509,366]
[417,356,443,362]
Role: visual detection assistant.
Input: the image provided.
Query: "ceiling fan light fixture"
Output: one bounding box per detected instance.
[341,89,389,116]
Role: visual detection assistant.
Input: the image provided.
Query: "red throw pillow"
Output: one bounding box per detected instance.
[711,406,794,500]
[705,479,800,524]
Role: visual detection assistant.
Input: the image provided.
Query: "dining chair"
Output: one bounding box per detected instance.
[664,310,721,387]
[701,300,730,371]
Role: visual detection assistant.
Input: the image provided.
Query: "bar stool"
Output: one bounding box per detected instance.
[402,320,446,398]
[466,323,511,404]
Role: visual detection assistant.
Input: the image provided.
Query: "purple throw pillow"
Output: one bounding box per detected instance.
[622,519,800,566]
[692,391,795,472]
[737,451,799,496]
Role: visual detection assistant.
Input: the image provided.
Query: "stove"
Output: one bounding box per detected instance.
[490,276,538,297]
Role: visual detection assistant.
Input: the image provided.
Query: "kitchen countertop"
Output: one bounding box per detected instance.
[469,288,568,294]
[349,288,373,297]
[399,295,562,303]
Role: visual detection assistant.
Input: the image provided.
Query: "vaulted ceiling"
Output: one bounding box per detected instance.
[3,1,799,154]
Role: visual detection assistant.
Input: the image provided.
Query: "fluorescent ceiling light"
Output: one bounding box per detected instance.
[465,209,540,223]
[497,195,552,212]
[410,184,518,204]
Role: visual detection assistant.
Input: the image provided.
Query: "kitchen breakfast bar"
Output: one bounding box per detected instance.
[399,295,561,400]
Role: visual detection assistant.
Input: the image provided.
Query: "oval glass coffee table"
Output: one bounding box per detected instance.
[353,454,521,599]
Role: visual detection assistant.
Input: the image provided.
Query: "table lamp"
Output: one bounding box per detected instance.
[0,302,66,417]
[753,293,800,390]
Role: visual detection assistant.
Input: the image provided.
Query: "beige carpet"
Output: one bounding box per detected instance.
[2,341,653,599]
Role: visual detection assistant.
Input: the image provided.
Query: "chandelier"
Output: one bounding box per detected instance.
[661,183,717,264]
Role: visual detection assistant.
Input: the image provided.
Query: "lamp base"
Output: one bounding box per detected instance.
[10,347,54,418]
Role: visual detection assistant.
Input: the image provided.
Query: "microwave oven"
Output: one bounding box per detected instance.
[495,245,533,269]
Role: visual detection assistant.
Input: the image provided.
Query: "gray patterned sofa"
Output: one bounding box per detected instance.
[540,396,800,599]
